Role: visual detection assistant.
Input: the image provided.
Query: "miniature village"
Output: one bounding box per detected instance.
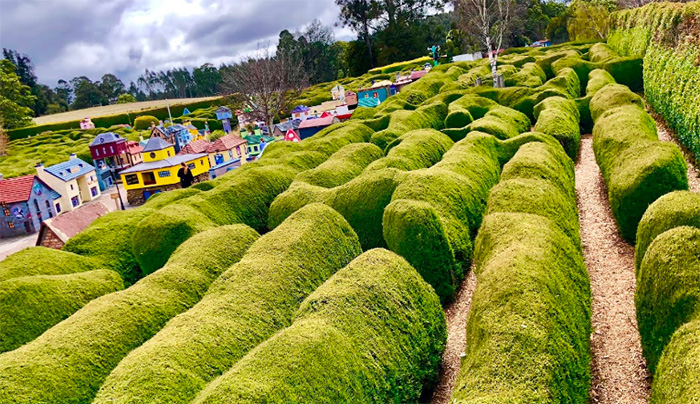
[0,65,433,243]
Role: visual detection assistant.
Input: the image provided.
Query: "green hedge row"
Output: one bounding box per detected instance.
[0,269,123,353]
[0,224,257,404]
[293,143,383,188]
[7,98,223,140]
[634,191,700,402]
[533,96,581,159]
[591,83,688,242]
[367,56,433,75]
[443,94,531,141]
[191,248,445,404]
[131,121,375,274]
[0,247,100,282]
[367,129,454,172]
[92,204,362,404]
[451,139,591,403]
[610,2,700,162]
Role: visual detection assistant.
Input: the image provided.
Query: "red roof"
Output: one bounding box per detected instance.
[0,175,37,204]
[207,135,247,153]
[178,139,211,155]
[127,141,143,155]
[38,202,109,244]
[299,116,337,129]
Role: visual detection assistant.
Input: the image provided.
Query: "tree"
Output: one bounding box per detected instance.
[222,47,307,130]
[455,0,513,84]
[336,0,380,67]
[71,77,107,110]
[567,0,616,41]
[0,59,35,129]
[0,125,8,156]
[193,63,221,96]
[117,93,137,104]
[99,74,126,103]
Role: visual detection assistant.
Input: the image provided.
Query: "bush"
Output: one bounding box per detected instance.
[0,247,99,282]
[506,62,547,87]
[368,56,432,74]
[366,129,454,172]
[636,226,700,376]
[0,224,259,404]
[92,204,362,404]
[533,96,581,159]
[591,84,688,241]
[0,269,123,353]
[294,143,384,188]
[190,249,446,404]
[451,140,589,403]
[133,115,159,130]
[635,191,700,272]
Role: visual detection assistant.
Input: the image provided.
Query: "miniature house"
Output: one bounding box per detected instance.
[36,155,100,213]
[291,105,312,121]
[205,135,249,179]
[120,137,210,205]
[357,81,396,108]
[331,85,346,102]
[298,115,340,139]
[89,132,143,191]
[80,117,95,130]
[0,175,59,238]
[273,120,301,138]
[345,91,358,108]
[216,106,234,134]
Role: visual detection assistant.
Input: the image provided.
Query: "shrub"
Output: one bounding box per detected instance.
[367,129,454,172]
[191,249,446,404]
[636,226,700,376]
[635,191,700,272]
[0,247,99,282]
[294,143,384,188]
[0,269,123,353]
[603,57,644,92]
[370,102,448,150]
[0,224,259,404]
[591,84,688,241]
[465,106,531,140]
[92,204,362,404]
[506,62,547,87]
[551,56,595,91]
[368,56,432,74]
[451,140,589,403]
[533,96,581,159]
[586,69,616,96]
[133,115,159,130]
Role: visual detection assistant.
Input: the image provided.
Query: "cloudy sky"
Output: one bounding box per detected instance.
[0,0,353,86]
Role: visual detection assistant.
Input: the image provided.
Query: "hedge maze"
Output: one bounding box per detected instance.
[1,27,698,402]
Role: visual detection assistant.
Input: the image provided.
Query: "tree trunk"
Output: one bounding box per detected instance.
[487,36,498,86]
[362,19,374,67]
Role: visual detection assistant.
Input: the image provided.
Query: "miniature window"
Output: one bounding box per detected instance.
[70,184,74,191]
[110,146,114,153]
[158,171,171,178]
[167,151,171,157]
[8,222,14,229]
[188,163,195,170]
[91,187,98,197]
[200,159,203,165]
[3,209,9,216]
[45,200,50,209]
[150,152,156,159]
[71,196,79,207]
[55,203,61,213]
[125,174,139,185]
[96,149,100,156]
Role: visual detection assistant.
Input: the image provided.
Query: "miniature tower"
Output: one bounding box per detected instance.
[216,106,234,134]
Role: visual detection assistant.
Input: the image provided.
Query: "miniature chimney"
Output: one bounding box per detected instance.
[139,135,144,142]
[69,153,78,160]
[151,122,156,130]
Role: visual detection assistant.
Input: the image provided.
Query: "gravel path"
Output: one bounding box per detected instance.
[576,136,651,404]
[645,104,700,192]
[428,269,477,404]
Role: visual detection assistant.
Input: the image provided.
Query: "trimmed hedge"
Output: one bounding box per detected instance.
[586,69,616,96]
[591,83,688,241]
[133,115,158,130]
[635,191,700,272]
[294,143,383,188]
[533,96,581,159]
[0,269,123,353]
[93,204,361,404]
[369,102,448,150]
[0,247,99,282]
[191,248,446,404]
[0,224,258,404]
[451,139,590,403]
[367,129,454,172]
[368,56,432,74]
[506,62,547,87]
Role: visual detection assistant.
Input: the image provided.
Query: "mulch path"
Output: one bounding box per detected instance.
[428,269,477,404]
[576,135,651,404]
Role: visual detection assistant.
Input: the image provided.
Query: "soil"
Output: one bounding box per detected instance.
[428,269,477,404]
[576,135,651,404]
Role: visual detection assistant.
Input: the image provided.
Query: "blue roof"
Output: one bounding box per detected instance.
[292,105,310,113]
[143,136,174,152]
[165,124,188,135]
[49,188,61,200]
[44,157,96,182]
[89,132,124,147]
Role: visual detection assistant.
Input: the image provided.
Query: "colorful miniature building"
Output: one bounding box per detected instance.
[345,91,358,108]
[0,175,59,238]
[285,129,301,142]
[150,123,192,153]
[291,105,312,121]
[120,137,210,205]
[36,202,109,249]
[89,132,144,191]
[243,134,275,161]
[80,117,95,130]
[236,109,257,129]
[36,155,100,213]
[530,39,551,47]
[272,120,301,138]
[331,85,345,102]
[309,100,344,117]
[206,135,249,179]
[298,115,340,139]
[358,81,396,108]
[216,106,234,134]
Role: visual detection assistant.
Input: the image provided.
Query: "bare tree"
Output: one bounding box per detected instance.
[454,0,512,85]
[222,46,307,130]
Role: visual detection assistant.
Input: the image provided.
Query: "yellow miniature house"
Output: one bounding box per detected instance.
[120,137,210,205]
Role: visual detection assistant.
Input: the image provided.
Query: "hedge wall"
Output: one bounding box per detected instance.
[0,247,99,282]
[591,83,688,242]
[7,98,223,140]
[533,96,581,159]
[451,140,591,403]
[0,224,257,404]
[609,2,700,161]
[191,249,446,404]
[92,204,362,404]
[0,269,123,353]
[293,143,384,188]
